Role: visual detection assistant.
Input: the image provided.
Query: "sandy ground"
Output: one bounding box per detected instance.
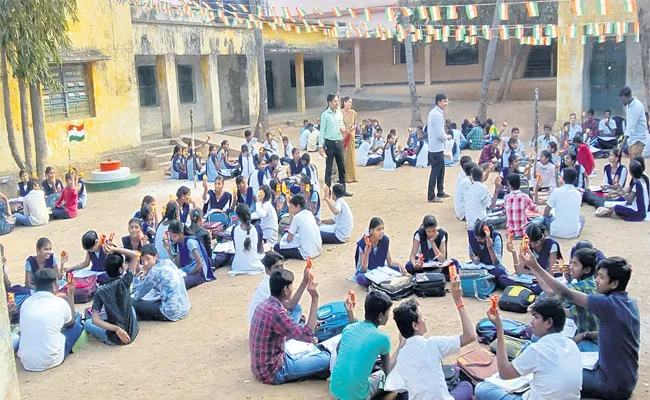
[5,102,649,399]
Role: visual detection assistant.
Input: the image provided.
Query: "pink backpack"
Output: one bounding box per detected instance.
[61,275,98,304]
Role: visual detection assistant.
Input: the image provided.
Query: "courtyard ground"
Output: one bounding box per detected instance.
[5,102,649,399]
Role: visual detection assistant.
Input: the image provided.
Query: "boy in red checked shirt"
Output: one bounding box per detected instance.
[51,173,79,220]
[478,136,502,169]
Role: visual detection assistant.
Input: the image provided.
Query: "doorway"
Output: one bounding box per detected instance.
[266,61,275,109]
[590,40,626,111]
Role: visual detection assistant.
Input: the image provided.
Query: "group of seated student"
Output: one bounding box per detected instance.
[357,126,431,169]
[299,119,320,152]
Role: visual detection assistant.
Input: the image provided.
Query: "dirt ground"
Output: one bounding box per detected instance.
[5,102,649,399]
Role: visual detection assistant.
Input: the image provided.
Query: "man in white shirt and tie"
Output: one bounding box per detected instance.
[427,93,449,203]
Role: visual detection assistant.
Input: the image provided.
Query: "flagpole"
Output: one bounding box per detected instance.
[190,110,196,189]
[67,129,72,171]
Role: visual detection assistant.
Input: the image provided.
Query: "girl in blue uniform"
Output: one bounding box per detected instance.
[134,195,156,220]
[201,175,233,221]
[216,140,239,178]
[288,148,303,176]
[405,215,449,274]
[64,230,109,284]
[24,237,61,291]
[185,149,203,181]
[164,220,214,289]
[205,145,219,183]
[300,153,320,194]
[354,217,406,287]
[561,151,588,189]
[380,132,408,170]
[603,148,627,188]
[238,144,257,181]
[234,175,255,212]
[299,176,320,222]
[175,186,194,226]
[18,170,30,197]
[611,160,648,222]
[72,168,87,209]
[41,166,64,196]
[122,218,147,251]
[504,222,561,294]
[154,201,178,260]
[170,145,187,180]
[269,179,289,217]
[139,204,157,243]
[467,219,507,281]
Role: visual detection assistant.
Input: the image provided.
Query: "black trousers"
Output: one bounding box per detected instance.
[324,139,346,188]
[427,151,445,200]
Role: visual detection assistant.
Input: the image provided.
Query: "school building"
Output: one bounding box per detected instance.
[0,0,340,172]
[556,0,645,120]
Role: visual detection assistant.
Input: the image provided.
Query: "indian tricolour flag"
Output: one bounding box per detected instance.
[497,3,508,20]
[597,0,609,16]
[625,0,637,13]
[572,0,585,16]
[67,123,85,142]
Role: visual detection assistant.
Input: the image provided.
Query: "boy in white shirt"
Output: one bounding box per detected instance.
[263,132,279,156]
[544,167,585,239]
[273,194,322,260]
[247,251,308,324]
[385,277,476,400]
[454,160,476,221]
[319,184,353,244]
[475,298,582,400]
[14,179,49,227]
[465,166,499,229]
[300,123,311,150]
[357,132,383,166]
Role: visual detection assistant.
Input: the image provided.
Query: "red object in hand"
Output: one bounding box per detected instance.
[348,290,355,305]
[66,271,74,284]
[109,232,115,244]
[61,250,67,259]
[306,257,314,280]
[521,234,530,253]
[7,292,15,306]
[100,235,106,246]
[483,225,490,236]
[364,236,371,247]
[507,230,514,243]
[418,254,424,263]
[490,295,499,314]
[449,264,457,280]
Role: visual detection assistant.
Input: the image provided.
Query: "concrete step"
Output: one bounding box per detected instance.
[145,144,175,156]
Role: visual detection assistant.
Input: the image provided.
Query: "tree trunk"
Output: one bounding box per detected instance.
[400,0,422,127]
[477,0,504,122]
[252,0,268,138]
[18,79,34,174]
[638,0,650,106]
[29,82,47,177]
[494,44,529,103]
[1,47,26,171]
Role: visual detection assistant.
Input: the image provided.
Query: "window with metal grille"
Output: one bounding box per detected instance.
[137,66,158,107]
[177,65,194,103]
[445,44,479,66]
[392,43,418,65]
[42,64,93,121]
[290,58,324,87]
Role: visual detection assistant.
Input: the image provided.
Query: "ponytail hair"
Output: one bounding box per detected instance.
[474,218,492,239]
[369,217,383,230]
[141,195,155,208]
[525,222,546,242]
[190,208,203,235]
[162,201,179,224]
[168,220,193,237]
[140,204,153,223]
[259,184,272,203]
[236,203,252,251]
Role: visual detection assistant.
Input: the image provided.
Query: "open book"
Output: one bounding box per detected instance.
[485,372,532,394]
[364,266,402,285]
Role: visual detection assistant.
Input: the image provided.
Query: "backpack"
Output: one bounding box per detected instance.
[62,276,98,304]
[370,276,414,300]
[314,301,350,342]
[489,336,531,361]
[499,286,536,313]
[413,272,446,297]
[456,348,498,384]
[459,269,495,300]
[476,317,530,344]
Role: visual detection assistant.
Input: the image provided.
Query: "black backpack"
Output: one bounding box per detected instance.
[413,272,446,297]
[498,286,536,313]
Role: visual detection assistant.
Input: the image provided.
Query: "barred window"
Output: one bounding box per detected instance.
[42,64,93,121]
[177,65,195,104]
[137,66,158,107]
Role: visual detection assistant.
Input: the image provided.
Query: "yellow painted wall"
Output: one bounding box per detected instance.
[0,0,139,173]
[262,25,338,48]
[556,0,637,119]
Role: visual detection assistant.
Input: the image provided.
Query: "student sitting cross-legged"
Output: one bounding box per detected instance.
[597,160,649,221]
[84,245,140,346]
[405,215,448,275]
[467,219,507,281]
[454,158,475,221]
[385,277,476,400]
[247,251,308,324]
[249,269,331,385]
[330,291,403,400]
[230,203,265,277]
[24,237,61,292]
[17,268,82,372]
[13,179,49,227]
[357,132,383,167]
[475,298,583,400]
[132,244,190,322]
[319,184,353,244]
[274,194,322,260]
[520,254,640,400]
[504,174,540,239]
[544,167,585,239]
[122,218,147,252]
[354,217,407,287]
[255,185,279,245]
[163,220,215,289]
[64,230,109,284]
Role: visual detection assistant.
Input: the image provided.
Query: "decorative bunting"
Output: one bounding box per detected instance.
[468,25,477,36]
[625,0,637,13]
[401,7,413,17]
[295,7,306,18]
[616,34,624,43]
[332,7,342,17]
[597,0,609,16]
[446,5,458,20]
[313,6,323,15]
[483,25,492,40]
[497,3,509,20]
[385,7,395,22]
[499,26,509,40]
[456,25,465,41]
[430,6,442,21]
[532,25,542,39]
[571,0,585,16]
[526,2,539,17]
[465,4,478,20]
[363,8,371,21]
[515,24,524,39]
[418,6,429,20]
[347,8,356,18]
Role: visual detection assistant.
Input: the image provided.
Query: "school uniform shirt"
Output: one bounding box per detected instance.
[54,186,78,218]
[587,292,640,395]
[132,259,191,322]
[567,124,582,141]
[502,137,526,156]
[18,182,30,197]
[22,188,49,226]
[239,153,256,179]
[263,140,279,155]
[231,224,265,275]
[626,178,649,214]
[512,332,582,400]
[255,200,279,244]
[282,142,294,158]
[370,136,385,152]
[247,274,271,324]
[18,291,73,372]
[504,190,539,237]
[560,163,585,189]
[91,270,139,345]
[536,162,557,189]
[331,197,353,242]
[624,97,649,145]
[546,184,583,239]
[454,175,471,220]
[385,335,460,400]
[243,139,256,154]
[288,209,322,259]
[452,128,465,146]
[534,135,558,152]
[465,181,492,229]
[299,129,310,150]
[330,321,391,400]
[357,140,372,166]
[603,164,628,187]
[41,179,63,196]
[598,118,617,136]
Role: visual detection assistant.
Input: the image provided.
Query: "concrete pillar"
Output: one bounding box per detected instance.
[201,54,222,132]
[156,54,181,138]
[335,53,341,93]
[354,40,362,90]
[424,43,432,86]
[1,283,20,399]
[295,53,306,114]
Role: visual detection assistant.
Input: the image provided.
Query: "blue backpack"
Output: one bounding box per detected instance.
[314,301,349,342]
[476,318,531,344]
[459,269,495,300]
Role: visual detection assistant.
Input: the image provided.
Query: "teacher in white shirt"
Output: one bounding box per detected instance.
[619,86,649,159]
[427,93,450,203]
